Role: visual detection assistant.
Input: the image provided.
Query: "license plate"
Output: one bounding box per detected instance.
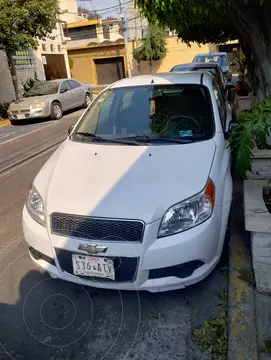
[16,114,25,119]
[72,254,115,280]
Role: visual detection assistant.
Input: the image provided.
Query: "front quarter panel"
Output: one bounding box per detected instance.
[210,133,232,206]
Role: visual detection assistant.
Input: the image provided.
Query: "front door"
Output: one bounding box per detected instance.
[59,80,73,111]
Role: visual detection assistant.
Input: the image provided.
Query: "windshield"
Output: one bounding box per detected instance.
[193,55,221,64]
[72,84,214,145]
[24,82,59,97]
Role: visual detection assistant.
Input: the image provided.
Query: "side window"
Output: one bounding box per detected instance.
[69,80,81,89]
[221,56,228,66]
[120,90,133,110]
[60,81,71,93]
[213,79,226,129]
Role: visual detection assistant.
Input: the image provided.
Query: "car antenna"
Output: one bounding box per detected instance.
[151,79,154,84]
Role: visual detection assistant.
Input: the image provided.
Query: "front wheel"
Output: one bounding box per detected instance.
[83,93,92,108]
[50,102,62,120]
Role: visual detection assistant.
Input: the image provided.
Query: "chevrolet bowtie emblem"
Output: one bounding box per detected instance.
[78,243,108,254]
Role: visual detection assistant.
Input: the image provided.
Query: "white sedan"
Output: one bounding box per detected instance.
[22,72,233,292]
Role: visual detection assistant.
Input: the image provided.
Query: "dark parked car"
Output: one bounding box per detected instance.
[170,62,234,101]
[170,62,225,88]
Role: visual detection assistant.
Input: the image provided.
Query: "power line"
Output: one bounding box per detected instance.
[74,0,133,12]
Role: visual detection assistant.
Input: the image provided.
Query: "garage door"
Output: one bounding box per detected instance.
[95,57,125,84]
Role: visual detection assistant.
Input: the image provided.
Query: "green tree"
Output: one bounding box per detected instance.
[135,0,271,99]
[133,23,167,71]
[0,0,60,99]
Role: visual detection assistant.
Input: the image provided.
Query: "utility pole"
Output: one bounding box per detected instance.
[119,0,132,78]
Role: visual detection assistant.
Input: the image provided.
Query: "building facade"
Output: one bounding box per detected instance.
[0,0,82,102]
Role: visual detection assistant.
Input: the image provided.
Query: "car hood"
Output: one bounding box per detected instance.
[9,95,52,110]
[36,139,216,224]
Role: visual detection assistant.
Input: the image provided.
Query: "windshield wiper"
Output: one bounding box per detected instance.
[74,132,140,145]
[75,132,103,140]
[117,135,194,144]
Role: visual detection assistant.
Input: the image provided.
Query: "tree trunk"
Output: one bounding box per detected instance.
[6,50,20,100]
[233,1,271,100]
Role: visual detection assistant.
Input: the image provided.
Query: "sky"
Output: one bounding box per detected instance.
[77,0,120,18]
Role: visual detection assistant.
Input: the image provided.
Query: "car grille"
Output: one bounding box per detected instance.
[55,249,139,283]
[51,213,145,243]
[11,109,30,114]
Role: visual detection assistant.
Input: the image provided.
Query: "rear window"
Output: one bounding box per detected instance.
[171,66,218,78]
[74,84,214,144]
[193,55,221,64]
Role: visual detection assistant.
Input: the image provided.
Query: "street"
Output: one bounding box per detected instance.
[0,110,227,360]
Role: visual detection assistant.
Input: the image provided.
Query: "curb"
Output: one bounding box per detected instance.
[228,176,258,360]
[0,119,11,128]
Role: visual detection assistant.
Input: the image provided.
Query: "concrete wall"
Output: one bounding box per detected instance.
[128,37,211,75]
[0,51,15,102]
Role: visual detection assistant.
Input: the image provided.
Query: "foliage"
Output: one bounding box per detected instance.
[133,23,167,69]
[78,6,100,20]
[237,268,255,286]
[68,56,73,69]
[135,0,271,98]
[232,50,247,76]
[0,102,10,119]
[228,96,271,177]
[192,289,228,360]
[264,340,271,353]
[0,0,61,52]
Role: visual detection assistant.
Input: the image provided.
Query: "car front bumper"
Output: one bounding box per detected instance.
[22,203,230,292]
[8,106,50,120]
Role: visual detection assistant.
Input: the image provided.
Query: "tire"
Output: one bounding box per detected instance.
[50,102,62,120]
[83,93,92,108]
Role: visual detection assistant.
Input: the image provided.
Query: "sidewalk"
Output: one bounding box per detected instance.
[228,174,271,359]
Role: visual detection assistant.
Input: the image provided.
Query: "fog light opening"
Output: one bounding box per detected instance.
[29,247,41,260]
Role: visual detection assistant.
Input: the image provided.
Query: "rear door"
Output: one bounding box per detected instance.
[68,80,84,107]
[59,81,73,110]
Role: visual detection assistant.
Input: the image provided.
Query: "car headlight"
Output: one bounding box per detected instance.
[32,101,48,109]
[158,179,215,237]
[26,185,46,226]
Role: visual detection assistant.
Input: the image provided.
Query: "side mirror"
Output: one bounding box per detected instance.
[60,88,67,94]
[68,124,75,135]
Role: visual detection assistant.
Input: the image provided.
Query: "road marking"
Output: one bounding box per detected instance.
[0,132,16,139]
[0,122,55,147]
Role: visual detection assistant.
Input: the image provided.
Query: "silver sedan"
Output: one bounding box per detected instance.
[8,79,93,121]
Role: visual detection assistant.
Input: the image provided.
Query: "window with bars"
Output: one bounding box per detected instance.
[12,49,36,69]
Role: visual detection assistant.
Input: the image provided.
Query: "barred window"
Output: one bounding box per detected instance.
[13,49,36,69]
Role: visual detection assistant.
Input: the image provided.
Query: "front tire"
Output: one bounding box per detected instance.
[83,93,92,108]
[50,102,62,120]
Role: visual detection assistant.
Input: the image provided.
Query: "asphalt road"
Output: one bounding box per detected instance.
[0,108,84,145]
[0,112,227,360]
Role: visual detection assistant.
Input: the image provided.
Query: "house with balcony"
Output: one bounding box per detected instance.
[65,18,126,86]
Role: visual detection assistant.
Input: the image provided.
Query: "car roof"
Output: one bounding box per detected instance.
[41,79,71,85]
[110,72,213,89]
[171,62,220,70]
[194,52,227,57]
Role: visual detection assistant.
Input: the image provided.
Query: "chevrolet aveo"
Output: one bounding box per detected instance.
[23,72,233,293]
